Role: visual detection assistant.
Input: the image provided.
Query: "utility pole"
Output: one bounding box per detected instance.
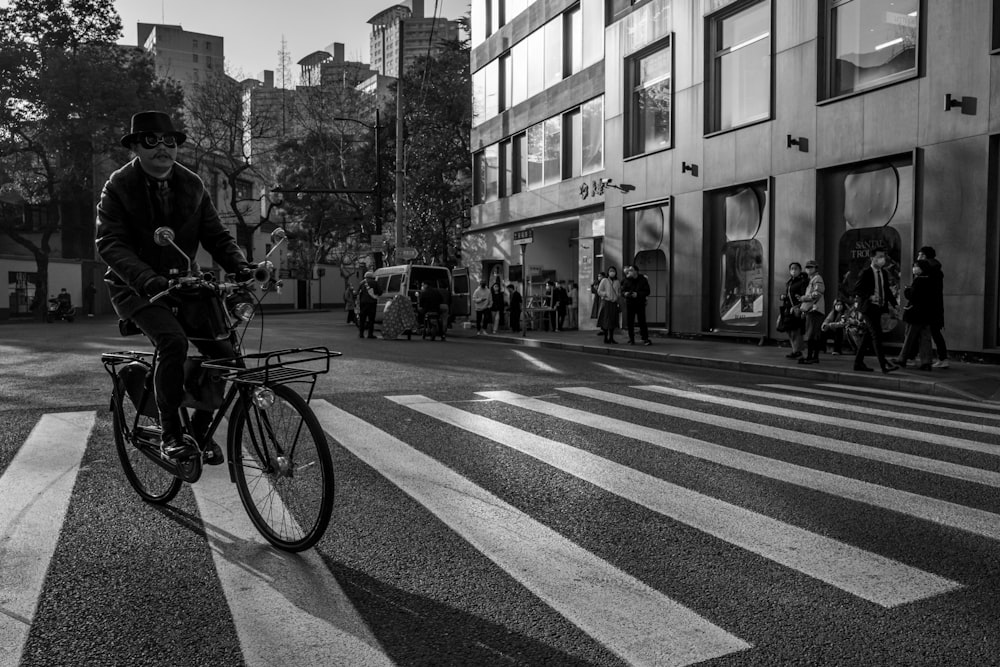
[394,18,405,263]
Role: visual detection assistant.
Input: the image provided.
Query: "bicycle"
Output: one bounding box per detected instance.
[101,227,339,552]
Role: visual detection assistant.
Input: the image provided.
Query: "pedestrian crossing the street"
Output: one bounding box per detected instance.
[2,380,999,666]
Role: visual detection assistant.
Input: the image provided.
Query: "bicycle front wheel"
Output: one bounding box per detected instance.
[112,386,181,504]
[229,383,334,551]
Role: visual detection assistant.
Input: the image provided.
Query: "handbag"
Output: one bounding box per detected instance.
[880,312,899,333]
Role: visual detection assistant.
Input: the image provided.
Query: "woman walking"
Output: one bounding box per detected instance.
[597,266,621,344]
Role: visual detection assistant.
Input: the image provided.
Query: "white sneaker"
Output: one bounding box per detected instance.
[932,359,950,369]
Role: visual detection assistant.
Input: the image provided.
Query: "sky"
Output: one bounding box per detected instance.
[112,0,471,79]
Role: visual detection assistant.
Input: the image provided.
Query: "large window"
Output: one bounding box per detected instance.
[473,145,500,204]
[526,120,562,189]
[707,0,771,133]
[629,42,672,156]
[823,0,919,99]
[581,96,604,174]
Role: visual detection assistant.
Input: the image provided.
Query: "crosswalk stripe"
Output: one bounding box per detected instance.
[557,387,1000,488]
[817,383,1000,411]
[314,399,752,667]
[528,388,1000,541]
[513,350,562,373]
[423,392,960,608]
[760,384,1000,422]
[191,420,393,667]
[0,411,95,665]
[639,386,1000,457]
[704,385,1000,437]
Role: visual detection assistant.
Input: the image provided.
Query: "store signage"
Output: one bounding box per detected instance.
[513,230,534,245]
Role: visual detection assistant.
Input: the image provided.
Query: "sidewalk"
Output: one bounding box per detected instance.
[452,324,1000,404]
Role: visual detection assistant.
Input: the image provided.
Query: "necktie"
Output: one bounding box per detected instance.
[874,268,883,306]
[152,179,172,223]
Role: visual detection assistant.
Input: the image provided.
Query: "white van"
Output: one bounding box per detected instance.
[373,265,470,323]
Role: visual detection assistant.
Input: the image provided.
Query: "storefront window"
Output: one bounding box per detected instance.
[709,184,768,332]
[629,43,671,156]
[707,0,771,133]
[824,0,919,98]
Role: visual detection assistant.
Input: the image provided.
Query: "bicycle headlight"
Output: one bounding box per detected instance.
[232,301,256,322]
[253,387,275,409]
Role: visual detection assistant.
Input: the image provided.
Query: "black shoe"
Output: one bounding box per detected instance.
[642,340,652,346]
[160,432,197,460]
[917,363,933,371]
[853,364,874,372]
[201,439,224,465]
[798,357,817,364]
[882,363,899,374]
[785,351,802,359]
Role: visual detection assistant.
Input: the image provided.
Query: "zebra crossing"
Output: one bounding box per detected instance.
[2,380,999,666]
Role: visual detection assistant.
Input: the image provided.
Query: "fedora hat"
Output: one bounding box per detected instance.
[120,111,187,148]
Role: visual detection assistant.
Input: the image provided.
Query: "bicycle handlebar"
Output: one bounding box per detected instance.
[148,275,257,304]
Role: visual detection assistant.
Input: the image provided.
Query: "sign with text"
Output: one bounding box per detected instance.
[396,246,418,260]
[513,230,534,244]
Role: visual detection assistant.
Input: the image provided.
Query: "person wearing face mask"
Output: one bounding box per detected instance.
[779,262,809,359]
[820,299,851,355]
[472,279,491,335]
[894,259,935,370]
[795,260,826,364]
[597,266,621,344]
[852,249,899,373]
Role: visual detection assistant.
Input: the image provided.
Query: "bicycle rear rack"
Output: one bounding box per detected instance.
[201,346,340,387]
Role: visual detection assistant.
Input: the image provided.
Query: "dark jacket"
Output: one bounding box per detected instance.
[507,290,522,313]
[784,272,808,305]
[358,277,380,305]
[419,286,444,313]
[923,257,945,328]
[96,158,246,319]
[854,264,898,314]
[903,274,934,325]
[620,274,651,304]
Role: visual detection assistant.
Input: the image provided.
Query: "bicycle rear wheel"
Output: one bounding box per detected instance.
[112,386,181,504]
[229,383,334,552]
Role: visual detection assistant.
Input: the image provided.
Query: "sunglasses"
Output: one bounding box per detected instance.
[138,133,177,149]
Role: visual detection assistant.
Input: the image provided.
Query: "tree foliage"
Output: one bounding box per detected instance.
[0,0,182,314]
[397,37,471,268]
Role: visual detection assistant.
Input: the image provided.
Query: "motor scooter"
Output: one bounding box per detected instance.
[44,296,77,323]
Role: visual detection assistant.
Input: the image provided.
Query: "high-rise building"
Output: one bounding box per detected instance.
[137,23,224,89]
[467,0,1000,355]
[368,0,461,78]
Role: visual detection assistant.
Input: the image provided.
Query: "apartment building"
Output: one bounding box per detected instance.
[138,23,223,88]
[369,0,462,78]
[468,0,1000,354]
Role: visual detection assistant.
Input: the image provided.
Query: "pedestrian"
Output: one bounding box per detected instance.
[779,262,808,359]
[852,248,899,373]
[567,281,579,330]
[95,110,252,463]
[83,281,96,317]
[344,284,357,324]
[418,281,445,340]
[820,299,851,355]
[894,259,935,370]
[796,259,826,364]
[506,283,523,333]
[472,279,491,335]
[620,265,652,345]
[357,270,381,339]
[553,280,569,331]
[597,266,621,344]
[490,281,506,333]
[590,271,606,336]
[917,246,949,368]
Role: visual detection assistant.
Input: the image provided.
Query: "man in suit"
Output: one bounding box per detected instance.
[852,248,899,374]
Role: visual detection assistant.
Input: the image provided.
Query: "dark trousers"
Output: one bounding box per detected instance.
[130,303,235,434]
[854,307,891,369]
[625,300,648,342]
[509,308,521,332]
[555,305,566,330]
[930,326,948,360]
[475,309,491,331]
[358,302,377,337]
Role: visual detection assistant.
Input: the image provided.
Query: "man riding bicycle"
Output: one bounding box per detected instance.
[96,111,252,463]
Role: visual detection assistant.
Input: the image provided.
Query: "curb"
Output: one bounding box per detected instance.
[473,332,997,403]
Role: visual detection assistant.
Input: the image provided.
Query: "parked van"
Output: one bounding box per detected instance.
[373,265,470,323]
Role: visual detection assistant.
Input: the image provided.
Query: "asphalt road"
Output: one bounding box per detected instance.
[1,313,999,666]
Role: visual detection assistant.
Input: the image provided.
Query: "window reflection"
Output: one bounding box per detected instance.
[829,0,918,97]
[631,45,671,155]
[582,96,604,174]
[710,0,771,132]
